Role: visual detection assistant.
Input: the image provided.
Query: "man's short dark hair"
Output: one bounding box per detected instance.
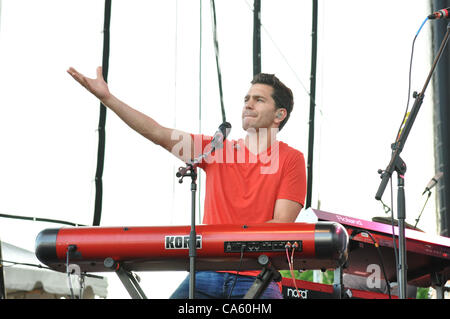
[251,73,294,131]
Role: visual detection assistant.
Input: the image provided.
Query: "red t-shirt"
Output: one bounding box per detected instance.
[192,134,307,224]
[191,134,307,281]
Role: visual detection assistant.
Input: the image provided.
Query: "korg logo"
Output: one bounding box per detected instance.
[165,235,202,249]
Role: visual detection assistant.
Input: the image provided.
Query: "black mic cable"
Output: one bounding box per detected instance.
[394,16,428,143]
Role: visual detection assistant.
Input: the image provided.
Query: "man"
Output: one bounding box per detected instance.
[67,67,307,298]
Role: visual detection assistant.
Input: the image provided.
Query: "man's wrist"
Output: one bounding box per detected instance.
[100,93,115,108]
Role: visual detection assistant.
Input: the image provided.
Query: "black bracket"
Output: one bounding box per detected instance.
[244,255,282,299]
[431,272,448,299]
[104,257,147,299]
[332,266,352,299]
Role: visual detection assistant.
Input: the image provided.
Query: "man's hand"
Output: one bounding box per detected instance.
[67,66,111,101]
[66,66,194,163]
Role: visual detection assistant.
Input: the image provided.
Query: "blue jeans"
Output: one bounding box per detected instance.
[169,271,283,299]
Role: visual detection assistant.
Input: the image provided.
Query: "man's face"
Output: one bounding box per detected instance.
[242,83,278,132]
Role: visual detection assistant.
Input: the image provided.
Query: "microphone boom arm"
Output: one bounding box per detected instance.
[375,22,450,299]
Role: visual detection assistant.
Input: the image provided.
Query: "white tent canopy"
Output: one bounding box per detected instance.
[1,241,108,299]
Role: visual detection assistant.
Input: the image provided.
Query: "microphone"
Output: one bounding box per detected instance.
[210,122,232,151]
[177,122,232,179]
[428,7,450,20]
[422,172,443,195]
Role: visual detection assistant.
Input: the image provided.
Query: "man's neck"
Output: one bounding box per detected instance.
[244,127,278,154]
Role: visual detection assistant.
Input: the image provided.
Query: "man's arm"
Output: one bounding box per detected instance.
[266,199,303,223]
[67,66,193,163]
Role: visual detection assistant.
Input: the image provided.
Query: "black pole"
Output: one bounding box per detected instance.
[188,174,198,299]
[375,22,450,298]
[253,0,261,76]
[177,163,199,299]
[0,238,6,299]
[305,0,318,209]
[93,0,112,226]
[432,0,450,237]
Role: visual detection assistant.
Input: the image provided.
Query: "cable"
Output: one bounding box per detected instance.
[285,242,302,298]
[170,0,179,225]
[395,17,428,143]
[378,183,398,288]
[414,190,432,230]
[385,18,428,296]
[66,246,75,299]
[379,199,391,215]
[0,259,104,279]
[0,213,86,227]
[209,0,227,123]
[350,230,392,299]
[242,0,317,106]
[0,260,51,270]
[227,244,246,298]
[388,177,400,294]
[197,0,203,224]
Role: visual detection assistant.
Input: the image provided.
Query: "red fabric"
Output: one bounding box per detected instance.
[191,134,307,282]
[192,134,307,225]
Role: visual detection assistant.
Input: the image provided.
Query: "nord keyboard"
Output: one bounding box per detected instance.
[312,209,450,287]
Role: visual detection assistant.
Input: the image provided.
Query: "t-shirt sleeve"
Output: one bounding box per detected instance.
[277,151,307,207]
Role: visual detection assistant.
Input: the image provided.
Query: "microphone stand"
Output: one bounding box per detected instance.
[375,22,450,299]
[176,146,217,299]
[414,190,432,230]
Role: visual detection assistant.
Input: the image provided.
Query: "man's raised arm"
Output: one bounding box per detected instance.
[67,66,193,163]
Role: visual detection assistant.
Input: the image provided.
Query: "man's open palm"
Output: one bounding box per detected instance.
[67,66,110,101]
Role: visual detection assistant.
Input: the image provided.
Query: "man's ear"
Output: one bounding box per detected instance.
[275,108,287,123]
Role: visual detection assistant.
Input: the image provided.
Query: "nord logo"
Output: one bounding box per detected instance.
[165,235,202,249]
[286,287,309,299]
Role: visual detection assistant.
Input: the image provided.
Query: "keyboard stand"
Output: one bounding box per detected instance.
[333,266,344,298]
[244,255,282,299]
[104,257,147,299]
